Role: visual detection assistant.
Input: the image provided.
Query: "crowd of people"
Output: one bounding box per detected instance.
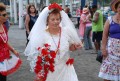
[0,0,120,81]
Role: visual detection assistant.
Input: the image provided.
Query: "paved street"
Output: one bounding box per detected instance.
[7,25,102,81]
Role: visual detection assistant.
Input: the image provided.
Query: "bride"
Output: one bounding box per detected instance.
[24,3,82,81]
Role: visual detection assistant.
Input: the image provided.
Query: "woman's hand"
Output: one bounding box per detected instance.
[69,43,82,51]
[102,48,108,59]
[12,49,20,57]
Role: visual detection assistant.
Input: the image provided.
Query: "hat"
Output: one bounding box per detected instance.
[111,0,120,12]
[82,8,89,13]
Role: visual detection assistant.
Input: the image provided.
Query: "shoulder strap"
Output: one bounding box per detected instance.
[108,16,112,24]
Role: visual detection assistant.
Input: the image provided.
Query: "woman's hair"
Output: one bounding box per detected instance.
[115,1,120,10]
[27,4,36,14]
[47,8,61,25]
[0,3,6,12]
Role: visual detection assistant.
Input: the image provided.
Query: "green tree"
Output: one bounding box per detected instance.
[49,0,62,4]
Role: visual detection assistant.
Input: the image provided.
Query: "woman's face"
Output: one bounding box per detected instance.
[116,3,120,13]
[0,11,7,23]
[30,6,35,13]
[47,13,61,29]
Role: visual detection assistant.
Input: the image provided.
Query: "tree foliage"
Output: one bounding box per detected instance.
[49,0,62,4]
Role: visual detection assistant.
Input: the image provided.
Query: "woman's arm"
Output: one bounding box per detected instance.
[101,20,110,59]
[7,43,20,57]
[80,14,87,23]
[25,14,30,34]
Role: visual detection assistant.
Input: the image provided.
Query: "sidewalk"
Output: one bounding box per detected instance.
[7,25,102,81]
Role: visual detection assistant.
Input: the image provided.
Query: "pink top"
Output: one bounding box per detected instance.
[79,13,87,37]
[86,14,92,27]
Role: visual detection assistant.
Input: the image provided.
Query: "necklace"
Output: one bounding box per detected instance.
[0,25,7,43]
[49,28,61,55]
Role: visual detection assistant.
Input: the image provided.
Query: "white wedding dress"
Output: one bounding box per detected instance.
[25,27,79,81]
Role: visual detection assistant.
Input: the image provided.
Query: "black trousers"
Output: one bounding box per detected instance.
[0,74,6,81]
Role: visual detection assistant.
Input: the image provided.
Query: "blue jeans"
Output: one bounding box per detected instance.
[84,26,93,49]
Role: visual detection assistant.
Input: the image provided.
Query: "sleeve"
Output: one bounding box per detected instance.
[64,27,74,45]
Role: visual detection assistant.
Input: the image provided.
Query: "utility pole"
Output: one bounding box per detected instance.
[34,0,37,9]
[62,0,65,9]
[14,0,17,24]
[70,0,73,14]
[10,0,13,22]
[19,0,24,28]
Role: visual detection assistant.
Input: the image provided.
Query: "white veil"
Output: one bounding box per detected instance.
[24,7,81,71]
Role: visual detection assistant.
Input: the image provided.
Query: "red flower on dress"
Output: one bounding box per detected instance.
[48,3,62,11]
[34,43,56,81]
[66,58,74,65]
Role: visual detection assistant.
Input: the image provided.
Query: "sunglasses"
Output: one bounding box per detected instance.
[0,13,7,17]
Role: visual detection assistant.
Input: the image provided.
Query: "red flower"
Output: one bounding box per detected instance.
[49,64,54,72]
[44,56,50,61]
[44,44,50,47]
[66,58,74,65]
[34,69,40,74]
[49,58,54,64]
[34,64,42,73]
[41,49,49,56]
[48,3,62,11]
[37,47,41,50]
[44,64,49,70]
[50,51,56,58]
[36,56,42,64]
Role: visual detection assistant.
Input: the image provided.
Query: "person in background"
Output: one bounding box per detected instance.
[79,8,89,43]
[76,7,80,28]
[99,0,120,81]
[90,5,103,54]
[4,19,10,31]
[3,4,10,31]
[25,4,38,45]
[64,7,72,18]
[84,7,93,50]
[0,3,22,81]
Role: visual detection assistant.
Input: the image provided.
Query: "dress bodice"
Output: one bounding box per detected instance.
[42,28,73,62]
[109,20,120,39]
[0,25,9,62]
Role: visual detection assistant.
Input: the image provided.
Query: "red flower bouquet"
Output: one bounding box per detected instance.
[34,44,56,81]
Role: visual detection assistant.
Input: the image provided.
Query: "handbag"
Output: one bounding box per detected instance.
[96,50,103,63]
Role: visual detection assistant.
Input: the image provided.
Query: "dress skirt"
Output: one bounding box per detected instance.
[0,54,22,76]
[99,37,120,81]
[46,53,79,81]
